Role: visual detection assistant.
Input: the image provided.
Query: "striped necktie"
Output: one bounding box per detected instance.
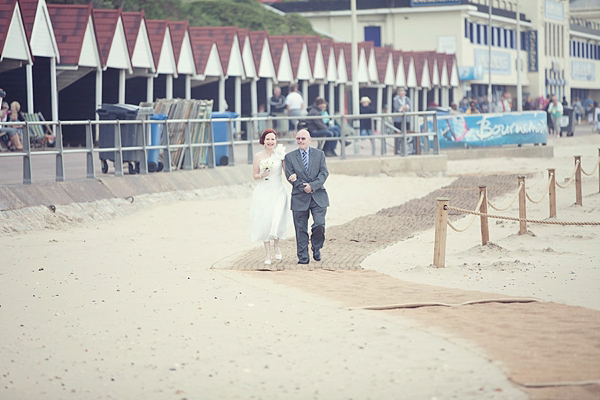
[301,150,309,172]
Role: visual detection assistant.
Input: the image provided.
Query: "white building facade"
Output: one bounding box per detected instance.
[272,0,600,106]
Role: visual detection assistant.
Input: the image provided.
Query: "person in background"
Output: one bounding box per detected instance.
[1,102,8,119]
[306,97,337,157]
[594,102,600,133]
[319,99,349,148]
[501,92,512,112]
[572,98,584,125]
[359,96,376,150]
[0,89,23,151]
[285,83,304,134]
[449,102,460,115]
[584,96,594,124]
[547,95,564,137]
[459,96,469,113]
[523,96,533,111]
[392,87,411,131]
[269,86,286,134]
[562,96,568,107]
[480,97,490,113]
[544,95,554,134]
[465,101,480,115]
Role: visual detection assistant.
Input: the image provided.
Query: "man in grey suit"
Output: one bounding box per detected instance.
[284,129,330,264]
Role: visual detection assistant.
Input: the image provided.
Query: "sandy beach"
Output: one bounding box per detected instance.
[1,134,599,399]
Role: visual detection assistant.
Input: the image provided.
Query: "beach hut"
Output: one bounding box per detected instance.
[0,0,33,113]
[121,11,156,103]
[92,8,132,105]
[20,0,60,119]
[146,19,178,100]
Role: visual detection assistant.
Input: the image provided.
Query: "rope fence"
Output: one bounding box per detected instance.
[433,150,600,268]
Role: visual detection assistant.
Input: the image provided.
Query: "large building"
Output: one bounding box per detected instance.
[270,0,600,107]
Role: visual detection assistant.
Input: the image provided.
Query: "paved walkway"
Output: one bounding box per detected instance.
[213,173,522,270]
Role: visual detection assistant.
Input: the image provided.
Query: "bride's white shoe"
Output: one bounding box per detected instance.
[264,259,272,265]
[274,249,282,260]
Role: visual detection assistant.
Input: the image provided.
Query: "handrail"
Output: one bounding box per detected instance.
[0,110,440,184]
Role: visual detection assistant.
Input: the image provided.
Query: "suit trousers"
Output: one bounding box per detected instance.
[292,198,327,262]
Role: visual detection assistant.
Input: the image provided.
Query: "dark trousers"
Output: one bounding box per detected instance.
[292,198,327,263]
[393,121,410,132]
[311,129,337,152]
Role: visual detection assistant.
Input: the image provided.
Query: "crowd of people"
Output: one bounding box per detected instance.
[0,88,25,152]
[0,87,55,152]
[452,91,600,136]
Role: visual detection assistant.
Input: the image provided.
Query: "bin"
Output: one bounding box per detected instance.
[96,104,154,174]
[560,106,574,137]
[148,114,168,172]
[211,111,238,166]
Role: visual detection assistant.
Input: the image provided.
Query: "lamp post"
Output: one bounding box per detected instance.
[488,0,492,105]
[516,0,523,111]
[351,0,360,125]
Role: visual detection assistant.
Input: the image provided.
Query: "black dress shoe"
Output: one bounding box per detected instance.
[345,141,352,146]
[313,249,321,261]
[324,150,337,157]
[298,260,309,264]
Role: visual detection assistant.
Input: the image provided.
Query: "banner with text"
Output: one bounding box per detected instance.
[429,112,548,147]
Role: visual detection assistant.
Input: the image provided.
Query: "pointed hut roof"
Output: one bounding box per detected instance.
[48,4,99,67]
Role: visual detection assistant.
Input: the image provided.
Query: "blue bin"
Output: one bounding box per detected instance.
[211,111,238,166]
[149,114,168,172]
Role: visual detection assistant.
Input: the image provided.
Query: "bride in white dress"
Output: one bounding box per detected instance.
[249,129,291,265]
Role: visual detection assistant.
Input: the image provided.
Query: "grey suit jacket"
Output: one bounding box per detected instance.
[284,147,330,211]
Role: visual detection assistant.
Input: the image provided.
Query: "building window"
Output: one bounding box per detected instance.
[465,19,469,39]
[364,26,381,47]
[470,22,475,43]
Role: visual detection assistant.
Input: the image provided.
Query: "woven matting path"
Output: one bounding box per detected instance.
[214,174,600,399]
[212,174,522,271]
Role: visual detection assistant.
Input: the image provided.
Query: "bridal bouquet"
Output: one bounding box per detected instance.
[259,158,276,180]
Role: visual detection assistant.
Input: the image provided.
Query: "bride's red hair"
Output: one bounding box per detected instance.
[259,128,277,145]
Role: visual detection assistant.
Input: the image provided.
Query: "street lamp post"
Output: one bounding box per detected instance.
[351,0,360,128]
[488,0,493,105]
[516,0,523,111]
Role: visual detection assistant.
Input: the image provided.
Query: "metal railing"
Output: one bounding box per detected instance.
[0,110,440,185]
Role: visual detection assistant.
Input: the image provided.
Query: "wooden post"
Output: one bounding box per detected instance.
[548,168,557,218]
[575,156,582,206]
[479,186,489,245]
[518,176,527,235]
[433,197,449,268]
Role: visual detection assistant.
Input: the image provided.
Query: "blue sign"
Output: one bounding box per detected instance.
[527,31,538,72]
[410,0,460,6]
[426,112,548,147]
[458,66,484,81]
[545,0,564,21]
[572,60,595,81]
[474,49,511,75]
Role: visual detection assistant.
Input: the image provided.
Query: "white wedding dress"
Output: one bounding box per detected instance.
[249,145,291,242]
